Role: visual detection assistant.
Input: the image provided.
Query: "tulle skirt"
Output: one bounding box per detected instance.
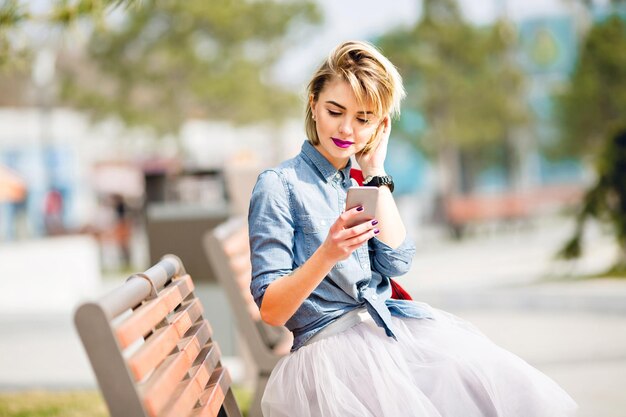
[262,306,578,417]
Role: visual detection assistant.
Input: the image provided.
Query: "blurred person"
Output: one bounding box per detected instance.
[248,40,577,417]
[5,198,28,240]
[111,193,132,269]
[43,187,64,235]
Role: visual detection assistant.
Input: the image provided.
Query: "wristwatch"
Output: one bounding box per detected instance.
[363,175,394,193]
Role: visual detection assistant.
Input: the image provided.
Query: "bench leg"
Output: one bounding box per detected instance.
[249,373,270,417]
[222,388,244,417]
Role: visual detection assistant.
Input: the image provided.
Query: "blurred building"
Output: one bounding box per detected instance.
[0,106,304,243]
[0,108,148,240]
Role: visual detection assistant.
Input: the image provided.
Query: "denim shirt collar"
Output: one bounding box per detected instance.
[301,140,352,184]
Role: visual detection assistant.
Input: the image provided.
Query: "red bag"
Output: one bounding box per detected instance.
[349,169,413,301]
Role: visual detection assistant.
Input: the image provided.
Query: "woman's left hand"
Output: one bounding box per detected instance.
[355,116,390,176]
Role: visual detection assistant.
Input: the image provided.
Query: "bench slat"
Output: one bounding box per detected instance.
[191,367,232,417]
[170,298,204,336]
[158,343,222,417]
[115,275,194,348]
[128,298,204,381]
[222,228,248,257]
[140,321,212,417]
[229,252,250,275]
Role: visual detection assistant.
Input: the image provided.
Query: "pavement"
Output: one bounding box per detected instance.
[401,217,626,417]
[0,216,625,417]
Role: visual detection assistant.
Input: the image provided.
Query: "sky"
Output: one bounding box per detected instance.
[274,0,583,89]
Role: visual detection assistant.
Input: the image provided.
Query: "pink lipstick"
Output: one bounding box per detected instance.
[332,138,354,149]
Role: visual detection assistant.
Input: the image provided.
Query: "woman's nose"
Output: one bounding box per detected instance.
[338,118,353,135]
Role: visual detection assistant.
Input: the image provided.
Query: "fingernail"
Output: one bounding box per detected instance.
[374,229,380,234]
[356,206,364,212]
[371,220,378,226]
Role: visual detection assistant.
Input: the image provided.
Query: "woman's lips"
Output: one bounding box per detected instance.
[331,138,354,149]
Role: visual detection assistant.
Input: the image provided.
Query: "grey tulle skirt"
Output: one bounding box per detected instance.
[262,306,578,417]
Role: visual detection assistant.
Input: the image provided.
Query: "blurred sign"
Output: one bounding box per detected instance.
[92,162,145,198]
[0,164,26,202]
[518,16,578,75]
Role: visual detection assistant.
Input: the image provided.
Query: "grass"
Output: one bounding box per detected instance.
[0,387,252,417]
[0,391,107,417]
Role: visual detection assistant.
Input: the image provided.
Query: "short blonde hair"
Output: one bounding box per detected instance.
[305,40,406,147]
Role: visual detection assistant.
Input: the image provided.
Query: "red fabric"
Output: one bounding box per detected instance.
[350,168,365,186]
[390,279,413,300]
[349,168,413,301]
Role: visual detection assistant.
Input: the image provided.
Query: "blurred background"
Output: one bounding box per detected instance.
[1,0,626,416]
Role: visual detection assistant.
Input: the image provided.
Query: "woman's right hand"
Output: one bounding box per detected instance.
[259,206,378,326]
[319,206,379,264]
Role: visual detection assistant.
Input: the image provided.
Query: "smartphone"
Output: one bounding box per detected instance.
[345,186,379,228]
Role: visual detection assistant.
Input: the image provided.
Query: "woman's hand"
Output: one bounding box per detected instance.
[356,115,390,177]
[318,206,379,264]
[260,207,378,327]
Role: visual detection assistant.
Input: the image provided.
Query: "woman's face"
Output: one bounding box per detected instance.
[310,78,382,169]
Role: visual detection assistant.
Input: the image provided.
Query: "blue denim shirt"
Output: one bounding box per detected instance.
[249,140,433,351]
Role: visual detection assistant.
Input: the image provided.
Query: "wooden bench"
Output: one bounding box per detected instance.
[445,184,584,226]
[74,254,243,417]
[204,217,292,417]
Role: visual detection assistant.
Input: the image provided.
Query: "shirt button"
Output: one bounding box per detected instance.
[372,294,378,300]
[320,220,326,226]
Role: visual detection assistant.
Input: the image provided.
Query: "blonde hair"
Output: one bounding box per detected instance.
[305,40,405,150]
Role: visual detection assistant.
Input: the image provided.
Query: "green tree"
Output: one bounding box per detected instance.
[560,125,626,274]
[578,0,626,8]
[376,0,527,232]
[557,14,626,274]
[0,0,135,67]
[555,14,626,158]
[57,0,320,133]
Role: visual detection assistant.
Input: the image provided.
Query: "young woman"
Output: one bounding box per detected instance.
[248,40,577,417]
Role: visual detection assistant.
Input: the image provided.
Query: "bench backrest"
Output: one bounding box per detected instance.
[74,255,242,417]
[204,218,292,373]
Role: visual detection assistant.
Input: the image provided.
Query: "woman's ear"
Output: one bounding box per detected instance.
[380,115,390,131]
[309,94,316,114]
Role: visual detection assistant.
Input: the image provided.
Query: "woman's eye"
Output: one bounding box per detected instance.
[357,118,370,124]
[327,110,341,117]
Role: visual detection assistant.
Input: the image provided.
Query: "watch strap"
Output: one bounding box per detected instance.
[363,175,394,193]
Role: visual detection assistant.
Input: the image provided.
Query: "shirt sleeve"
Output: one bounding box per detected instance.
[368,235,416,277]
[248,169,295,309]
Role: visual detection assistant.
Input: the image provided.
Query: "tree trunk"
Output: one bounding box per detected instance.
[434,141,462,236]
